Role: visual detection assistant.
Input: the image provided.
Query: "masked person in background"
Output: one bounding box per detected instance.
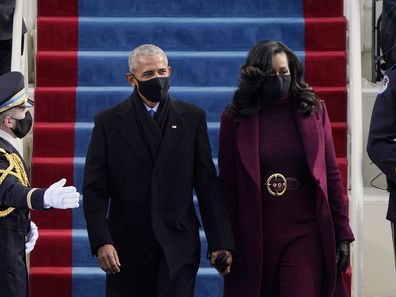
[218,40,354,297]
[0,71,80,297]
[83,44,234,297]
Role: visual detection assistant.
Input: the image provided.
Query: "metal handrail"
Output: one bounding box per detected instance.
[346,0,364,296]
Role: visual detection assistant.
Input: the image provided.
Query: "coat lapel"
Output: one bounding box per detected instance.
[153,100,185,172]
[236,113,261,189]
[293,107,320,179]
[116,96,153,170]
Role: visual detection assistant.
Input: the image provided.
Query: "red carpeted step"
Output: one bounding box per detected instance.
[31,209,72,230]
[304,0,343,17]
[315,87,347,122]
[305,51,346,87]
[30,156,74,229]
[29,267,72,297]
[305,17,346,51]
[38,0,77,17]
[34,87,76,122]
[37,17,78,51]
[31,157,74,187]
[30,229,72,267]
[30,156,75,230]
[33,122,75,157]
[36,51,77,87]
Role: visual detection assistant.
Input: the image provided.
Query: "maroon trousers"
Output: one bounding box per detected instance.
[260,176,324,297]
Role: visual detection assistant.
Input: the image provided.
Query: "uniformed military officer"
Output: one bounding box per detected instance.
[368,64,396,264]
[0,71,80,297]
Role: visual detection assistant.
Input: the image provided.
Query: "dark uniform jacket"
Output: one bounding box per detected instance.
[0,137,46,297]
[368,64,396,221]
[83,93,235,297]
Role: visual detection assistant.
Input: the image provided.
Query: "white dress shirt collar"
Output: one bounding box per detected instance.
[0,129,23,155]
[143,102,160,112]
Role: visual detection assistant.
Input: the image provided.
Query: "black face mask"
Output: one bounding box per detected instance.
[260,75,291,100]
[136,77,170,103]
[12,111,33,139]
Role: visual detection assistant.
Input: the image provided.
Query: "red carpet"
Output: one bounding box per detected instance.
[304,0,351,295]
[29,1,77,295]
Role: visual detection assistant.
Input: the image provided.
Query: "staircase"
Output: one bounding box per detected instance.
[30,0,350,296]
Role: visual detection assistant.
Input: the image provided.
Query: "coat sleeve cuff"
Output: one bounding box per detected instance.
[27,188,46,210]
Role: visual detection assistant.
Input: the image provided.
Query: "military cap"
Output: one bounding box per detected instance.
[0,72,34,114]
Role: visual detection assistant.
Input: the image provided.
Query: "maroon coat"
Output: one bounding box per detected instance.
[218,102,354,297]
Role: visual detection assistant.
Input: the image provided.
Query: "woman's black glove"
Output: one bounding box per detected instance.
[336,241,350,273]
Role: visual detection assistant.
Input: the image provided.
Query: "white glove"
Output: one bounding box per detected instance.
[44,178,80,209]
[25,221,39,254]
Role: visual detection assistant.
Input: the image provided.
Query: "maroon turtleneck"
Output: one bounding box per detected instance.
[259,95,311,181]
[258,95,317,224]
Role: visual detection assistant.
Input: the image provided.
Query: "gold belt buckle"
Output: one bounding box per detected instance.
[266,173,287,197]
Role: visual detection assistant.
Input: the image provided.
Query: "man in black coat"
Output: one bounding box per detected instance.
[0,71,80,297]
[83,44,235,297]
[368,64,396,264]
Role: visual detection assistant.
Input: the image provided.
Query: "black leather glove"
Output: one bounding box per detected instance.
[336,241,350,273]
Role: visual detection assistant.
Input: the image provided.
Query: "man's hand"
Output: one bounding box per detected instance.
[97,244,121,274]
[44,178,80,209]
[25,221,39,254]
[210,250,233,275]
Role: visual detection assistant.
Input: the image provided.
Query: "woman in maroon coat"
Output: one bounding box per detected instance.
[218,40,354,297]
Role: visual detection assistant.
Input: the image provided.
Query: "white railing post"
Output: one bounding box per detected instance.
[346,0,364,296]
[11,0,23,72]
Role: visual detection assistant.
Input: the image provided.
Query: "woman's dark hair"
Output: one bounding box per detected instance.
[227,40,320,117]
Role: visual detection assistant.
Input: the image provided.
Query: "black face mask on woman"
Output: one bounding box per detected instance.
[260,75,291,100]
[136,76,170,103]
[12,111,33,139]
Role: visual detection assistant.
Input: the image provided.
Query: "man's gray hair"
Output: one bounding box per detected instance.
[0,108,17,123]
[128,44,168,73]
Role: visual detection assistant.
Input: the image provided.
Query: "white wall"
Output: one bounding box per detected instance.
[363,189,396,297]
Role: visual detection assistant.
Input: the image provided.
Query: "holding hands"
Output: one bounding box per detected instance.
[210,250,233,276]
